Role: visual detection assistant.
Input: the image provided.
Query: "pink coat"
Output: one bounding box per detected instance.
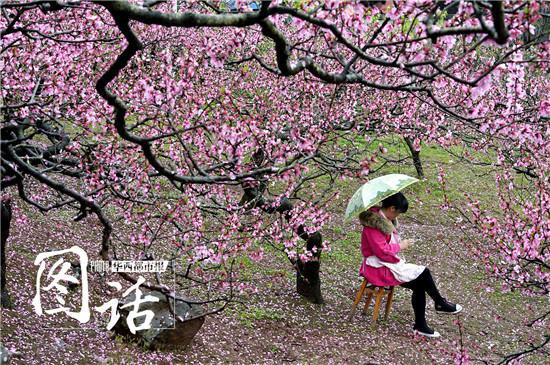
[358,206,403,287]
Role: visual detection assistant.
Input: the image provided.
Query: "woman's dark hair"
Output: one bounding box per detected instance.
[381,192,409,213]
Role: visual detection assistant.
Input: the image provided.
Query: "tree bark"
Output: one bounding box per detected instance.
[404,137,424,179]
[239,181,324,304]
[295,228,323,304]
[1,199,13,308]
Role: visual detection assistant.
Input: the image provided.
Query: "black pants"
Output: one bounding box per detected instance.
[399,268,444,327]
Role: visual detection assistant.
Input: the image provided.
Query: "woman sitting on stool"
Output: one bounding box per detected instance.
[359,192,462,338]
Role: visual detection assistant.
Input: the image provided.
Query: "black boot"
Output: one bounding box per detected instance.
[413,323,441,338]
[435,297,463,314]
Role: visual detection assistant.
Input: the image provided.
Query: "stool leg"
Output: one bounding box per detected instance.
[362,288,374,315]
[384,287,395,320]
[349,279,367,320]
[372,287,384,323]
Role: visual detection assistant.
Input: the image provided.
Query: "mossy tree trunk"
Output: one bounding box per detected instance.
[404,137,424,179]
[1,199,13,308]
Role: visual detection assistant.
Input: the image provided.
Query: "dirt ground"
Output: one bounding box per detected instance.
[1,183,547,365]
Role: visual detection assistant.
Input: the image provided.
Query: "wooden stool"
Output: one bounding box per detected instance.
[349,278,395,324]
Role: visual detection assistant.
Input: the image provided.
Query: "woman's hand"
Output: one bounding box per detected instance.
[399,238,415,250]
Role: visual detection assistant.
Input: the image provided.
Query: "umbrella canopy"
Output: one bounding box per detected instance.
[344,173,419,221]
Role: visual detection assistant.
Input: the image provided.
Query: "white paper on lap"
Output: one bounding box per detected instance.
[364,255,425,283]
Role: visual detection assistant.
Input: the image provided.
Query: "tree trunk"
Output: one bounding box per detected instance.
[295,230,323,304]
[404,137,424,179]
[239,185,324,304]
[1,199,13,308]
